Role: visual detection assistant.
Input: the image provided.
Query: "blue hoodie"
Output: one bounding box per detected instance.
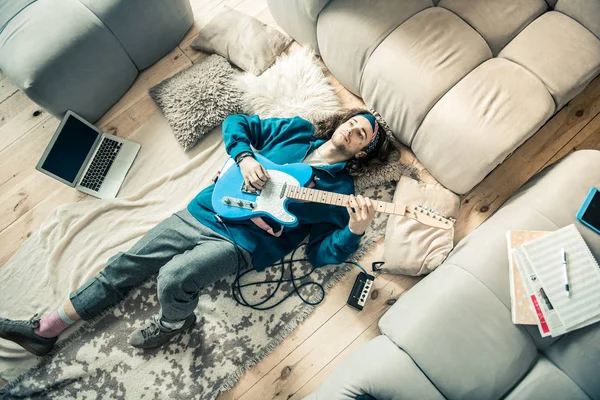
[187,114,362,271]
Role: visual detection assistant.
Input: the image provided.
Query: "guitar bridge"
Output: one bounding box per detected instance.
[241,182,261,195]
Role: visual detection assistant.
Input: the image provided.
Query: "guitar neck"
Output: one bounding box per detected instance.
[285,184,406,216]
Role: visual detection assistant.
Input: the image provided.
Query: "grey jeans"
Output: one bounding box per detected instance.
[69,209,251,321]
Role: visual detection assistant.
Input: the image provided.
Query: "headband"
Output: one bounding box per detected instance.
[358,113,380,154]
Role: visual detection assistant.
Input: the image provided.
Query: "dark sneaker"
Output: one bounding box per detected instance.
[128,314,196,349]
[0,314,57,357]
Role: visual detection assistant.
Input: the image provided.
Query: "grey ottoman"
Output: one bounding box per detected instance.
[0,0,193,122]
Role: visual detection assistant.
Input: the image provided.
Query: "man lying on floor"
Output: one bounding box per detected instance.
[0,109,391,355]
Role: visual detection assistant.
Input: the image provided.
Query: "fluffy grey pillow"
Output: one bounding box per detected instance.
[149,55,242,150]
[190,8,292,76]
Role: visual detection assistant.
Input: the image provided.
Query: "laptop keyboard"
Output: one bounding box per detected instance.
[80,138,123,192]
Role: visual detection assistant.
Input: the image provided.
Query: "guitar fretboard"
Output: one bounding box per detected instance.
[284,184,406,216]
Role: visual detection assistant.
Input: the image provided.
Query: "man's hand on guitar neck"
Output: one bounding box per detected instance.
[346,194,376,236]
[238,156,270,192]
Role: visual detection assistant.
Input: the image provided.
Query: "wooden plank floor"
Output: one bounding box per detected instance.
[0,0,599,396]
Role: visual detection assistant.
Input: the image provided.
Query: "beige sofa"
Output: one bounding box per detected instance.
[305,150,600,399]
[267,1,600,399]
[267,0,600,194]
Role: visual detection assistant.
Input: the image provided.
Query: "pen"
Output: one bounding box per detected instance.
[561,248,570,297]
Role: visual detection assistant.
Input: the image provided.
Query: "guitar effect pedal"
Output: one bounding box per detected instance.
[347,272,375,311]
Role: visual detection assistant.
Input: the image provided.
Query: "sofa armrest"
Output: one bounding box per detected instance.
[305,335,444,400]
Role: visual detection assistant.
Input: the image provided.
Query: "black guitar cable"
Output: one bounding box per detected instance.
[215,214,369,310]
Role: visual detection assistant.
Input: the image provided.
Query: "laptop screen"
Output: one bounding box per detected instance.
[40,114,100,184]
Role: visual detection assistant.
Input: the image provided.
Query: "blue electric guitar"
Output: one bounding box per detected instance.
[212,154,454,229]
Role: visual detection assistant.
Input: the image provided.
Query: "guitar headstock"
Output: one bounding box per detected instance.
[406,204,455,230]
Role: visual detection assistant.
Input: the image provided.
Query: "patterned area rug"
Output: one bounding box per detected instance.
[0,48,407,398]
[0,183,395,399]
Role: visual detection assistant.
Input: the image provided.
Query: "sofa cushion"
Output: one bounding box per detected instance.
[504,356,591,400]
[555,0,600,40]
[305,335,445,400]
[77,0,193,70]
[379,264,537,400]
[379,262,537,399]
[317,0,432,95]
[499,11,600,110]
[265,0,329,54]
[438,0,547,55]
[360,7,492,146]
[544,321,600,398]
[0,0,36,31]
[0,0,138,122]
[411,58,555,194]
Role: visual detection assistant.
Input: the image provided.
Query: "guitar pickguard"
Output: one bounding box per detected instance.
[253,170,299,223]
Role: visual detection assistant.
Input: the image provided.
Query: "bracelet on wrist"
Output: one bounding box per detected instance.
[235,152,254,165]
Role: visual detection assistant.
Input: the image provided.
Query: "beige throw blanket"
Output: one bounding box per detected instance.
[0,114,229,379]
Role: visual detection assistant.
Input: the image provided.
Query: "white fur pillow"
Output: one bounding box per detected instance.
[234,47,342,123]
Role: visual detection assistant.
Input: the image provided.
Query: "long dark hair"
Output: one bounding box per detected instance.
[313,108,395,177]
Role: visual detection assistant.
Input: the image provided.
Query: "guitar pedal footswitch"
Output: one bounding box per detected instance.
[347,272,375,311]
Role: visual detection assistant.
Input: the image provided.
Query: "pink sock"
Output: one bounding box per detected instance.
[34,311,71,338]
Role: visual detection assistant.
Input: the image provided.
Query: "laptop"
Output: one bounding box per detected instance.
[36,110,141,199]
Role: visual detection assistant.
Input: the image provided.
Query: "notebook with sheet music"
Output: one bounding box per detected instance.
[519,224,600,331]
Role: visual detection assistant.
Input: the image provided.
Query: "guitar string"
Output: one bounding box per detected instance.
[256,182,386,208]
[243,181,394,212]
[239,182,448,221]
